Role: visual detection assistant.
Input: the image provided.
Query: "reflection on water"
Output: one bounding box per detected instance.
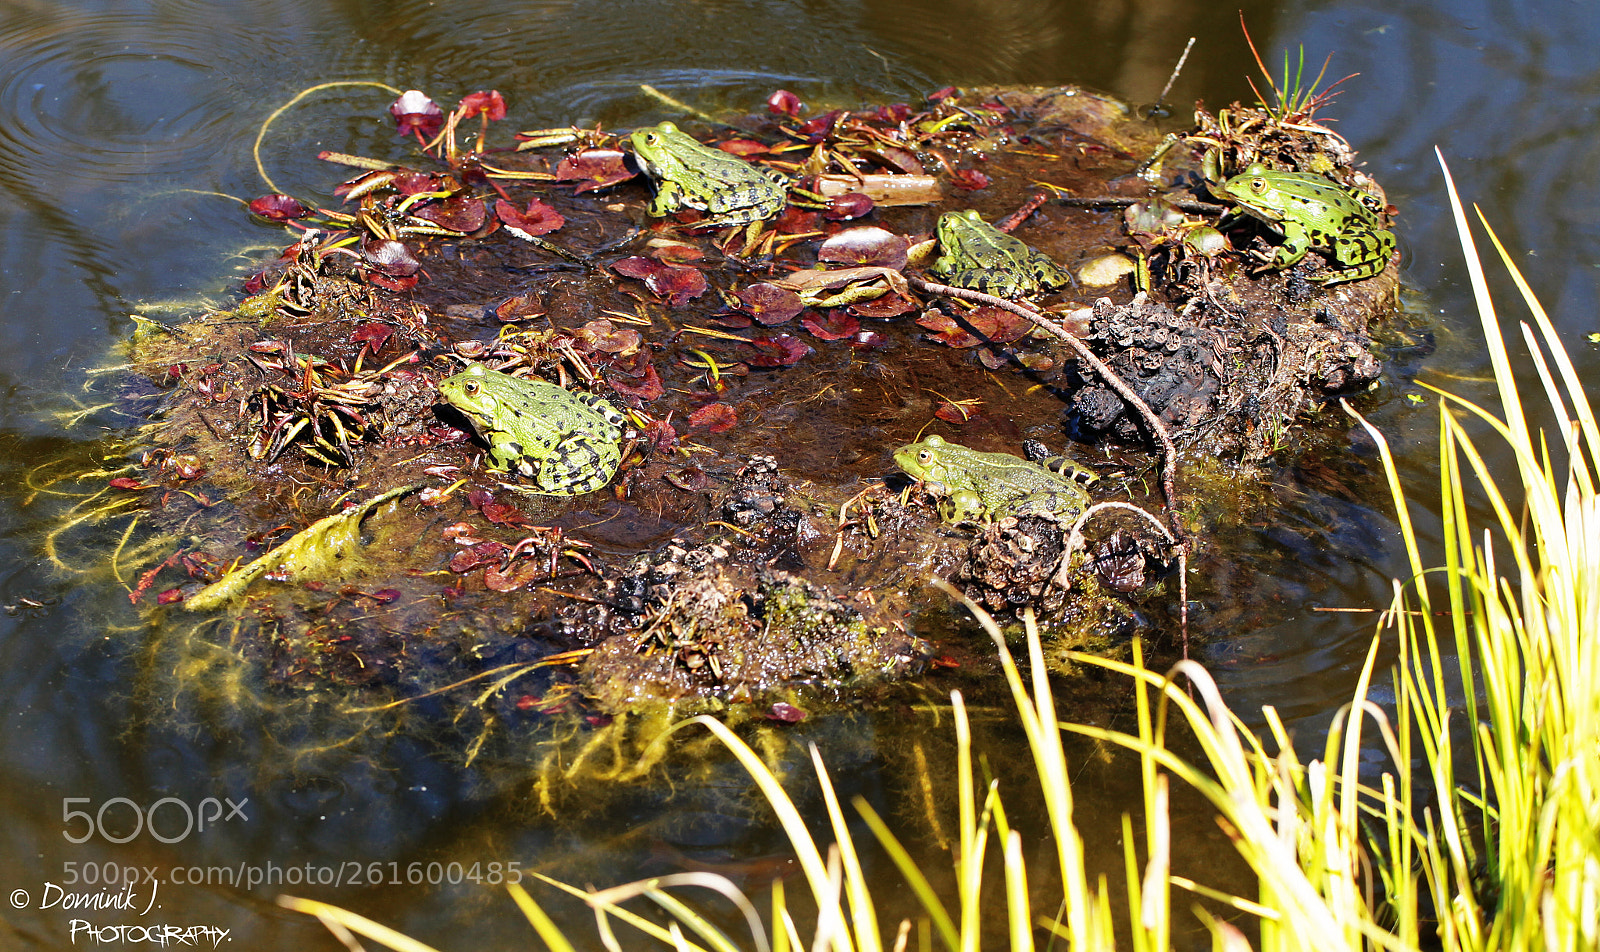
[1,0,1598,946]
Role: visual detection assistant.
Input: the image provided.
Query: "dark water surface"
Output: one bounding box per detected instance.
[1,0,1594,947]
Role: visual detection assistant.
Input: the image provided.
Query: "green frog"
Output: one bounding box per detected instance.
[629,121,787,227]
[1220,164,1395,284]
[929,209,1072,298]
[438,364,626,495]
[894,434,1094,525]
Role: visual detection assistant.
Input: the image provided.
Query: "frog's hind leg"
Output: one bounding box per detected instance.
[535,437,617,495]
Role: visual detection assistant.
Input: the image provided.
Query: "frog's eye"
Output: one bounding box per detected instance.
[918,451,934,465]
[463,380,480,395]
[1249,178,1268,193]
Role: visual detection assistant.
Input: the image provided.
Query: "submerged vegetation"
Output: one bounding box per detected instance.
[286,156,1598,950]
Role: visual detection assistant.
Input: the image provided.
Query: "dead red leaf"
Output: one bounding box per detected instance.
[363,239,421,276]
[495,293,546,323]
[607,361,666,401]
[849,291,915,318]
[156,589,185,606]
[350,323,393,354]
[248,194,308,221]
[767,89,803,116]
[496,198,564,237]
[613,256,707,306]
[717,139,770,157]
[689,402,739,433]
[554,150,635,192]
[916,309,981,347]
[737,283,805,326]
[765,702,807,723]
[951,168,991,191]
[817,226,909,270]
[802,311,860,341]
[743,334,812,367]
[414,193,487,233]
[823,192,874,221]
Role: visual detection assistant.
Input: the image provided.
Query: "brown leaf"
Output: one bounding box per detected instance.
[737,283,805,326]
[743,334,812,367]
[607,361,665,401]
[802,311,860,341]
[495,198,564,237]
[248,194,308,221]
[414,193,487,233]
[817,226,908,270]
[689,402,739,433]
[554,150,636,192]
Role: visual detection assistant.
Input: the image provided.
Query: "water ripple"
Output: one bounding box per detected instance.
[0,10,256,188]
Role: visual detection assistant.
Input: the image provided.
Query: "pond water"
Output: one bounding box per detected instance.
[1,0,1595,948]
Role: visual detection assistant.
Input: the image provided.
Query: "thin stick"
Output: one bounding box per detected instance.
[1157,38,1197,106]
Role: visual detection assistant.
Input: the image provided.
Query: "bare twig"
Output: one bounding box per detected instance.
[1157,38,1197,106]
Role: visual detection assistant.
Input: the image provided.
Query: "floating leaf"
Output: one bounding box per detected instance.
[916,309,980,347]
[849,291,915,318]
[350,323,393,354]
[414,193,487,233]
[744,334,812,367]
[495,198,564,237]
[576,318,641,355]
[772,206,823,234]
[109,477,147,490]
[737,283,804,326]
[607,360,665,401]
[767,89,803,117]
[391,171,447,195]
[817,226,909,269]
[495,293,546,323]
[477,499,534,528]
[802,311,860,341]
[867,146,924,175]
[363,239,421,276]
[664,466,715,492]
[248,194,308,221]
[612,256,707,306]
[823,192,874,221]
[872,103,912,124]
[765,702,807,723]
[554,150,635,192]
[390,90,443,140]
[950,168,991,190]
[689,402,739,433]
[645,239,704,264]
[795,110,841,141]
[964,305,1031,343]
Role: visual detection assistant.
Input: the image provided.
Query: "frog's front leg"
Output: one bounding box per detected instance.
[485,436,527,475]
[647,179,689,217]
[938,489,989,525]
[1272,221,1313,269]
